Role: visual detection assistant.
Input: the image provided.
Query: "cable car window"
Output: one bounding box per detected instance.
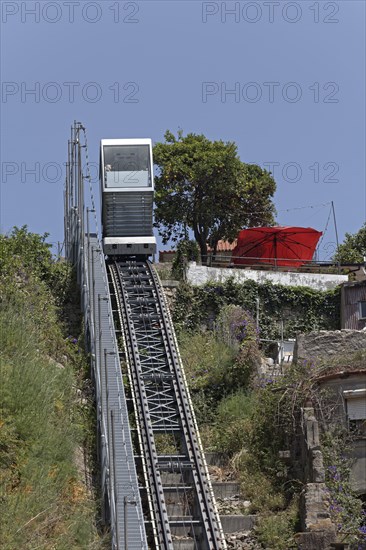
[103,145,151,188]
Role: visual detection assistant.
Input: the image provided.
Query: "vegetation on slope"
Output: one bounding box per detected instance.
[178,300,366,549]
[0,227,106,549]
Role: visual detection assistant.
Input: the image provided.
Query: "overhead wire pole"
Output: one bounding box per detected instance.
[331,201,340,272]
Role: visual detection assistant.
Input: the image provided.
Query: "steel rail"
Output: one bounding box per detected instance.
[109,262,174,550]
[146,261,226,549]
[110,258,226,550]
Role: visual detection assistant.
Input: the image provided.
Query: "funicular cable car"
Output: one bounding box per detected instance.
[100,139,157,257]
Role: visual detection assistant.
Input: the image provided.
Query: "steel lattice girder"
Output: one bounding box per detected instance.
[109,260,227,550]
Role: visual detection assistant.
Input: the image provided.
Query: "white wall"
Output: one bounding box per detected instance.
[186,263,348,291]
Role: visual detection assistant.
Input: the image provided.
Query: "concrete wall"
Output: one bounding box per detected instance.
[186,263,348,291]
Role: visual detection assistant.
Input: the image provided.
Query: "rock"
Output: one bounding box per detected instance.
[296,528,337,549]
[225,530,263,549]
[47,355,65,369]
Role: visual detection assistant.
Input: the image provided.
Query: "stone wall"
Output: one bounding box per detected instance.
[299,408,325,485]
[296,408,337,549]
[294,331,366,496]
[294,329,366,363]
[161,280,179,311]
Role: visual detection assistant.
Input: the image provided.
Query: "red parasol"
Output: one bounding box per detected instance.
[232,226,322,267]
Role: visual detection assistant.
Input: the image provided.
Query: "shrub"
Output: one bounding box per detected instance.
[255,498,299,549]
[179,330,235,396]
[322,430,365,547]
[214,305,262,389]
[173,277,341,338]
[211,393,253,455]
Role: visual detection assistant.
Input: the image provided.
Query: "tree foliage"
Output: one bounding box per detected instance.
[334,222,366,263]
[153,131,276,263]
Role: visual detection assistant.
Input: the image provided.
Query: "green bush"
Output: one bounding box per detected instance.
[0,226,53,286]
[215,305,261,388]
[211,393,253,454]
[232,450,286,513]
[179,330,235,395]
[322,430,365,547]
[255,498,299,549]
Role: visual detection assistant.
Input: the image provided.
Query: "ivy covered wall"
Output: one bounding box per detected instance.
[172,278,341,340]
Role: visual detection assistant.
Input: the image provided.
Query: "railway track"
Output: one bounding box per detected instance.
[108,259,226,550]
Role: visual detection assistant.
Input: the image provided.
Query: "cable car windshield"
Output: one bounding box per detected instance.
[103,145,151,188]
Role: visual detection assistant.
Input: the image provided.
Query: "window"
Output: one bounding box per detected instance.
[360,301,366,319]
[103,145,151,188]
[344,389,366,437]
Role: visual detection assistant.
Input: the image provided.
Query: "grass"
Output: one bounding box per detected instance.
[0,300,106,549]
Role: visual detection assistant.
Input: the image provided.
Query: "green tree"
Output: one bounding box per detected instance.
[153,131,276,263]
[334,223,366,263]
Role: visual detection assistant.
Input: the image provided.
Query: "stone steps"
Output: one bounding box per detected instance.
[149,452,257,548]
[212,481,241,499]
[205,451,257,539]
[221,515,256,533]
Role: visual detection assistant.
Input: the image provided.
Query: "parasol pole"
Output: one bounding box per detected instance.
[331,201,340,272]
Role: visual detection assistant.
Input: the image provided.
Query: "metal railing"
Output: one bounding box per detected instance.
[199,254,347,275]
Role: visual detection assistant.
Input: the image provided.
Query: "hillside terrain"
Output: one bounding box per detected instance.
[1,229,365,549]
[162,262,366,550]
[0,228,107,549]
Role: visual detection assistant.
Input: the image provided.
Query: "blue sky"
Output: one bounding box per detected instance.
[1,0,365,259]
